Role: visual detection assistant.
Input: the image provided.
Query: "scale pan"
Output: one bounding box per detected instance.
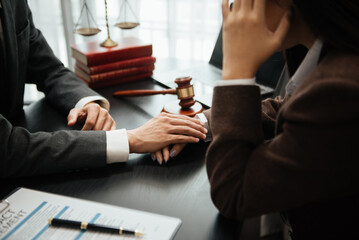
[75,28,101,36]
[115,22,140,29]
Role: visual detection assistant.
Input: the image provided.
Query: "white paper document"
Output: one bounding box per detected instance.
[0,188,181,240]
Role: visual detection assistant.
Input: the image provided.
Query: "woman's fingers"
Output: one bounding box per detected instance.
[149,143,188,166]
[222,0,290,79]
[232,0,241,11]
[241,0,253,12]
[273,10,291,46]
[222,0,230,18]
[253,0,266,19]
[170,143,187,158]
[155,151,163,165]
[162,147,170,163]
[151,153,157,161]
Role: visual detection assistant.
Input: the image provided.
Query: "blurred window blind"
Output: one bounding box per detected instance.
[28,0,222,67]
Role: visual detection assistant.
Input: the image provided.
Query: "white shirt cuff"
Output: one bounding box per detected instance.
[106,129,130,164]
[216,77,256,87]
[74,96,110,110]
[195,113,212,142]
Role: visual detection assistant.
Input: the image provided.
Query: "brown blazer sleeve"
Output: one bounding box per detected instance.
[203,95,284,141]
[206,55,359,220]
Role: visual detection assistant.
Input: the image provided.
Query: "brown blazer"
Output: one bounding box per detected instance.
[205,50,359,238]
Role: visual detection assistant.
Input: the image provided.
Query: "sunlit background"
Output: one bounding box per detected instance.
[28,0,223,68]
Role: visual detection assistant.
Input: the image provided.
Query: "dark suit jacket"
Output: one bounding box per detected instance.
[0,0,107,178]
[205,50,359,239]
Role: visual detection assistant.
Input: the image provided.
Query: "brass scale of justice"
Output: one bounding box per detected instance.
[75,0,204,117]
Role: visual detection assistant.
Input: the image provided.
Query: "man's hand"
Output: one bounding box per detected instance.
[127,113,207,154]
[67,102,116,131]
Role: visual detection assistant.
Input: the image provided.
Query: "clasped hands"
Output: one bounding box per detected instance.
[66,102,207,163]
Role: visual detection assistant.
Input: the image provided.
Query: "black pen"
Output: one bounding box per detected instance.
[48,218,144,236]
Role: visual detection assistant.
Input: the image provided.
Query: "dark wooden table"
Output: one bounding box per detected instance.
[0,59,242,240]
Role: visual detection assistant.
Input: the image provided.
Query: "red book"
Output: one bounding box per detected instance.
[75,56,156,75]
[78,72,153,89]
[71,37,153,66]
[74,64,155,82]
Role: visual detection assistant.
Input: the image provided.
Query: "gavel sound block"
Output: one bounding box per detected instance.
[113,77,204,117]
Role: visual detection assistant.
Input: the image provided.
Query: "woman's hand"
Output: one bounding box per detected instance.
[222,0,290,80]
[127,113,207,154]
[151,143,188,165]
[67,102,116,131]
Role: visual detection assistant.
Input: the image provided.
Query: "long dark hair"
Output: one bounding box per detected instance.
[285,0,359,76]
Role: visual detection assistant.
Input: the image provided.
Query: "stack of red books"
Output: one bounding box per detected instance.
[71,37,155,89]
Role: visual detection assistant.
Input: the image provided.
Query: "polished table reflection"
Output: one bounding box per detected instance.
[0,59,242,240]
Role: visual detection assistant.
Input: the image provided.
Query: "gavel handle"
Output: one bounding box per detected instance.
[113,89,177,97]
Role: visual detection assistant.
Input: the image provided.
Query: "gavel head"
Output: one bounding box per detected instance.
[174,77,196,109]
[162,76,203,117]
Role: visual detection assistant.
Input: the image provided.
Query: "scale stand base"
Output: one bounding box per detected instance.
[161,101,204,117]
[101,38,118,48]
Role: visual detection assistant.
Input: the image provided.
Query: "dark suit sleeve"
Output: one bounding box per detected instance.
[0,114,107,178]
[206,78,359,220]
[24,4,101,113]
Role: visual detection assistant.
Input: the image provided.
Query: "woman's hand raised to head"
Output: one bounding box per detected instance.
[127,113,207,154]
[222,0,290,80]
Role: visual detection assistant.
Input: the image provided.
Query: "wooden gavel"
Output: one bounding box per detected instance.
[113,76,203,117]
